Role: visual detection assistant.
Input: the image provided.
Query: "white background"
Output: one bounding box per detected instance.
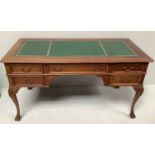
[0,0,155,155]
[0,0,155,31]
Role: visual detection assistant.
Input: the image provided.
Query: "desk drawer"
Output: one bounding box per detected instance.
[111,63,146,73]
[6,64,43,74]
[44,64,108,74]
[9,76,44,86]
[110,75,142,85]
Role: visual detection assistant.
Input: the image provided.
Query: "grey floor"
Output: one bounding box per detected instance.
[0,85,155,123]
[0,84,155,123]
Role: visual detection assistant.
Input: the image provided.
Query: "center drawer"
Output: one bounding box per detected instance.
[44,64,108,74]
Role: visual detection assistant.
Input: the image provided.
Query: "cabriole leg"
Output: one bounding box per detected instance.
[8,87,21,121]
[130,85,144,119]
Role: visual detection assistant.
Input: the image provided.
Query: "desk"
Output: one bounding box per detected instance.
[1,38,153,121]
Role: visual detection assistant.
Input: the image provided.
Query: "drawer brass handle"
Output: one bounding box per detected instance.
[123,66,134,72]
[53,68,63,72]
[121,79,130,83]
[22,68,32,72]
[123,67,130,72]
[94,67,105,71]
[25,80,33,84]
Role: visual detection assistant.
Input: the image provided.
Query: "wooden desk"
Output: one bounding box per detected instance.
[1,38,153,121]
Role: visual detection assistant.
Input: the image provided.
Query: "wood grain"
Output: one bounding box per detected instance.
[1,38,154,121]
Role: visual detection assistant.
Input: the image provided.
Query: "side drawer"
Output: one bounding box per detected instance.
[8,76,44,87]
[6,64,43,74]
[110,63,146,73]
[110,75,143,86]
[44,64,108,74]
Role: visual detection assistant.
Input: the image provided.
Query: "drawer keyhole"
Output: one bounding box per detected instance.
[130,66,134,70]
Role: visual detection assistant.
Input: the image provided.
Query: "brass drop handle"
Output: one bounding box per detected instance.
[94,67,105,71]
[22,68,32,72]
[121,79,130,83]
[123,66,130,72]
[25,80,33,84]
[123,66,134,72]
